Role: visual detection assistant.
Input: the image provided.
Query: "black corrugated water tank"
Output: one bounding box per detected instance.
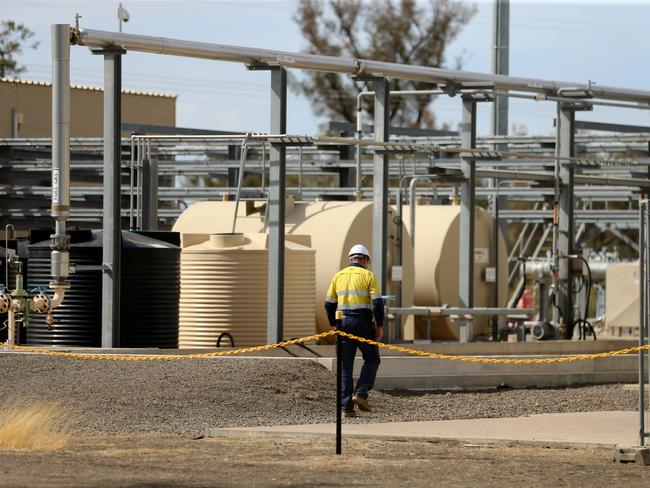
[119,231,180,348]
[27,230,102,346]
[26,230,180,348]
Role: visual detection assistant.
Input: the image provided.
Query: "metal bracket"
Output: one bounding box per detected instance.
[351,73,387,83]
[246,62,282,71]
[558,100,593,112]
[461,92,494,103]
[89,47,127,56]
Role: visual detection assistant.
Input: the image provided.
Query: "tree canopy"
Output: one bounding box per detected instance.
[292,0,476,129]
[0,20,39,78]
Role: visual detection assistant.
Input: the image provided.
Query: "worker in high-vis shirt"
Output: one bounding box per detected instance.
[325,244,384,418]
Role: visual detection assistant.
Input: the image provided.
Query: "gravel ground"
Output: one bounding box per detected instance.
[0,353,643,436]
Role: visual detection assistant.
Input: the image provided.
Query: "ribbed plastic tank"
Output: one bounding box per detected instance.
[27,230,102,347]
[179,233,316,348]
[403,204,508,340]
[173,198,416,338]
[120,231,180,348]
[26,230,180,348]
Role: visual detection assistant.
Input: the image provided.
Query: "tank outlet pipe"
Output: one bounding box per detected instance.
[51,24,71,294]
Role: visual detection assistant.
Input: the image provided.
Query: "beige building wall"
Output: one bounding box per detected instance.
[0,79,176,138]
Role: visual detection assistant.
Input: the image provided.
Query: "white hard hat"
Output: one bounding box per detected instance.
[348,244,370,259]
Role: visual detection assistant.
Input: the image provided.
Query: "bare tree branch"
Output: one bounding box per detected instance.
[291,0,476,128]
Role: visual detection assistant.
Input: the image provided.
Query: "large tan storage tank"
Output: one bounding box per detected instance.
[403,204,507,340]
[173,199,416,339]
[179,233,316,348]
[605,262,639,338]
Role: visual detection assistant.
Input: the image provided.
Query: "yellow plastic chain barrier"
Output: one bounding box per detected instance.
[1,329,649,363]
[0,330,338,361]
[335,330,650,364]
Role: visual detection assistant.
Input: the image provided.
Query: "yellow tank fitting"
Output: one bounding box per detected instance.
[0,294,10,314]
[32,294,50,314]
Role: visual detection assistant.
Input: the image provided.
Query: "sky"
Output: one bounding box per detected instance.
[3,0,650,136]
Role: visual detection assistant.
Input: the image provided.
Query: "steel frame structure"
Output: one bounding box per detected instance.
[41,24,650,345]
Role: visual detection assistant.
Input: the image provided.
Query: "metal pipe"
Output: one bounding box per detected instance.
[231,136,249,234]
[129,136,135,229]
[75,27,650,104]
[50,24,71,289]
[639,198,646,446]
[387,306,535,317]
[298,145,303,195]
[4,224,13,289]
[261,143,266,195]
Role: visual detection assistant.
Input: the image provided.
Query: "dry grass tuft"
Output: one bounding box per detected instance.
[0,400,71,451]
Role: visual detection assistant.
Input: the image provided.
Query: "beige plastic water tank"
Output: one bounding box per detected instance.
[173,199,416,339]
[604,262,639,337]
[403,204,507,340]
[178,233,316,348]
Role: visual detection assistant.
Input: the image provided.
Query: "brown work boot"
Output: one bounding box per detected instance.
[342,410,356,418]
[352,395,372,412]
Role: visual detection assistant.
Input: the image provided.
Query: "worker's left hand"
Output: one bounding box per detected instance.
[375,326,383,342]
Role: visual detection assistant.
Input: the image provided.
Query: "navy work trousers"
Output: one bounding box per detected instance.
[339,314,381,412]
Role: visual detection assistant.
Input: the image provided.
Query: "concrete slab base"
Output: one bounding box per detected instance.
[209,411,649,451]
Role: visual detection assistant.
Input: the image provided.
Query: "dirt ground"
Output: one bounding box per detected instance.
[0,434,648,488]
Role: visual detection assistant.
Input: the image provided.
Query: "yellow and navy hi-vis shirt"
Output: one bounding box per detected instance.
[324,263,384,326]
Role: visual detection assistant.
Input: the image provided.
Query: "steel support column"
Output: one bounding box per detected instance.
[557,103,576,338]
[141,156,158,230]
[372,78,390,295]
[98,49,124,347]
[267,67,287,344]
[459,97,477,308]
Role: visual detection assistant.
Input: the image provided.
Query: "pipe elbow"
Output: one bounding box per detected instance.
[49,287,66,310]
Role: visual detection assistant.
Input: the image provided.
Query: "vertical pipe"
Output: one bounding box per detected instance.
[372,78,390,298]
[267,67,287,345]
[261,143,267,195]
[141,142,159,231]
[129,137,135,230]
[101,49,123,348]
[557,103,576,338]
[50,24,71,287]
[336,330,342,455]
[355,93,364,201]
[459,97,477,308]
[298,146,303,195]
[491,0,509,141]
[639,198,646,446]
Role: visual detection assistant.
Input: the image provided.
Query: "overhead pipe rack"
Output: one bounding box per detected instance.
[54,24,650,345]
[73,28,650,104]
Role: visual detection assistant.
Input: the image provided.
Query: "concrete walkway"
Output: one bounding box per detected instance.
[211,411,649,449]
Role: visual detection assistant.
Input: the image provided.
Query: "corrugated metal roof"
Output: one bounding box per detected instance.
[0,77,177,98]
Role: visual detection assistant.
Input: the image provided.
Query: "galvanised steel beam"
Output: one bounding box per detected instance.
[372,78,390,295]
[94,47,125,348]
[459,96,477,308]
[267,68,287,344]
[556,103,576,338]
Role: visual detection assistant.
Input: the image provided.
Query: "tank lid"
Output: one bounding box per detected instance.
[209,233,246,248]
